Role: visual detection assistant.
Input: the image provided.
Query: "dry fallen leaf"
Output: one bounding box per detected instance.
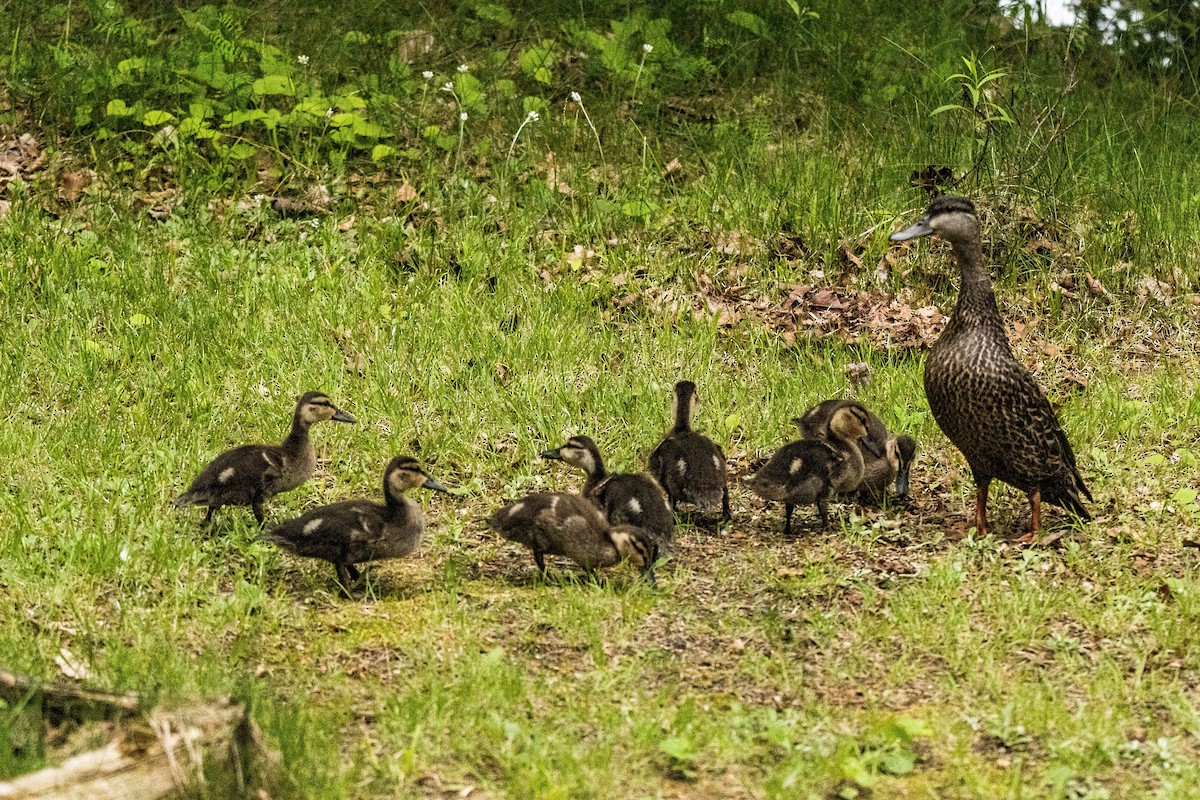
[59,170,90,203]
[395,182,418,203]
[662,157,685,183]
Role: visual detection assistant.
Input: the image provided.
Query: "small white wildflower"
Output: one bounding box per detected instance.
[325,108,334,118]
[642,43,653,53]
[458,63,469,73]
[526,110,540,122]
[297,54,309,66]
[441,81,454,92]
[119,546,129,562]
[422,70,433,79]
[570,91,582,103]
[460,111,469,121]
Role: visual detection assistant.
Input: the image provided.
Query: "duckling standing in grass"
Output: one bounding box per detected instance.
[541,435,676,550]
[890,196,1092,540]
[175,391,356,526]
[743,404,880,535]
[648,380,731,522]
[796,399,917,498]
[490,492,659,583]
[262,456,447,593]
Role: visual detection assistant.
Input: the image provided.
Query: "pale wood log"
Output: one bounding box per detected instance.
[0,699,250,800]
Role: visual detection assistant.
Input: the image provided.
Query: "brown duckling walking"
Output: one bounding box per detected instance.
[262,456,447,593]
[890,196,1092,539]
[743,404,879,535]
[542,435,675,550]
[175,391,356,526]
[491,491,658,583]
[796,399,916,498]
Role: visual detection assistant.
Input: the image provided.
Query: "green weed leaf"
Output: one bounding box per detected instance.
[141,110,174,126]
[252,74,293,96]
[621,199,659,218]
[726,11,768,36]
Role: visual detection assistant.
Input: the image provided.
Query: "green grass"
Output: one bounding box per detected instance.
[5,2,1200,798]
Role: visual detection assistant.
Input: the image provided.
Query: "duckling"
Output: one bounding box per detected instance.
[743,404,880,535]
[174,391,356,526]
[490,492,658,582]
[262,456,448,591]
[891,196,1092,539]
[541,435,675,549]
[647,380,731,521]
[796,399,917,498]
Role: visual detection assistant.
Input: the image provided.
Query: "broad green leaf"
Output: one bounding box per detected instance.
[252,73,293,96]
[878,748,915,775]
[476,3,513,26]
[621,199,658,217]
[223,109,268,126]
[1172,487,1197,505]
[727,10,767,36]
[371,144,396,161]
[334,95,368,111]
[221,141,258,159]
[141,110,174,126]
[658,737,694,761]
[352,118,384,138]
[106,99,132,117]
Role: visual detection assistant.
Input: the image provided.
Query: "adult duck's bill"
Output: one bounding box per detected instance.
[890,217,934,241]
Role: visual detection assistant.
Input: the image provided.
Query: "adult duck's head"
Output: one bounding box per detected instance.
[890,195,980,246]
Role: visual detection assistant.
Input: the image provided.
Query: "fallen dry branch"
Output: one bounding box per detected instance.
[0,684,255,800]
[0,670,140,721]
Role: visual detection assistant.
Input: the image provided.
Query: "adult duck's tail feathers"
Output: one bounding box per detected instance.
[1048,483,1092,521]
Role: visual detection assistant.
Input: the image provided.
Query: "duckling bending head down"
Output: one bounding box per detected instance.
[891,196,1092,539]
[744,404,880,535]
[796,399,916,498]
[491,491,658,583]
[262,456,448,593]
[648,380,731,522]
[541,435,675,549]
[175,391,356,526]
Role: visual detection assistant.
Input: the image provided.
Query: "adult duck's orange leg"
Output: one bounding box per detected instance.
[1011,489,1041,544]
[974,479,991,537]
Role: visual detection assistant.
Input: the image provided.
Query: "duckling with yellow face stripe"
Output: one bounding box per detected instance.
[795,399,917,498]
[262,456,448,593]
[175,391,356,526]
[541,435,675,551]
[743,404,881,535]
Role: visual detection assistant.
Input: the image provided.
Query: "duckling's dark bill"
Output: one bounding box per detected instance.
[332,408,357,423]
[422,477,450,493]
